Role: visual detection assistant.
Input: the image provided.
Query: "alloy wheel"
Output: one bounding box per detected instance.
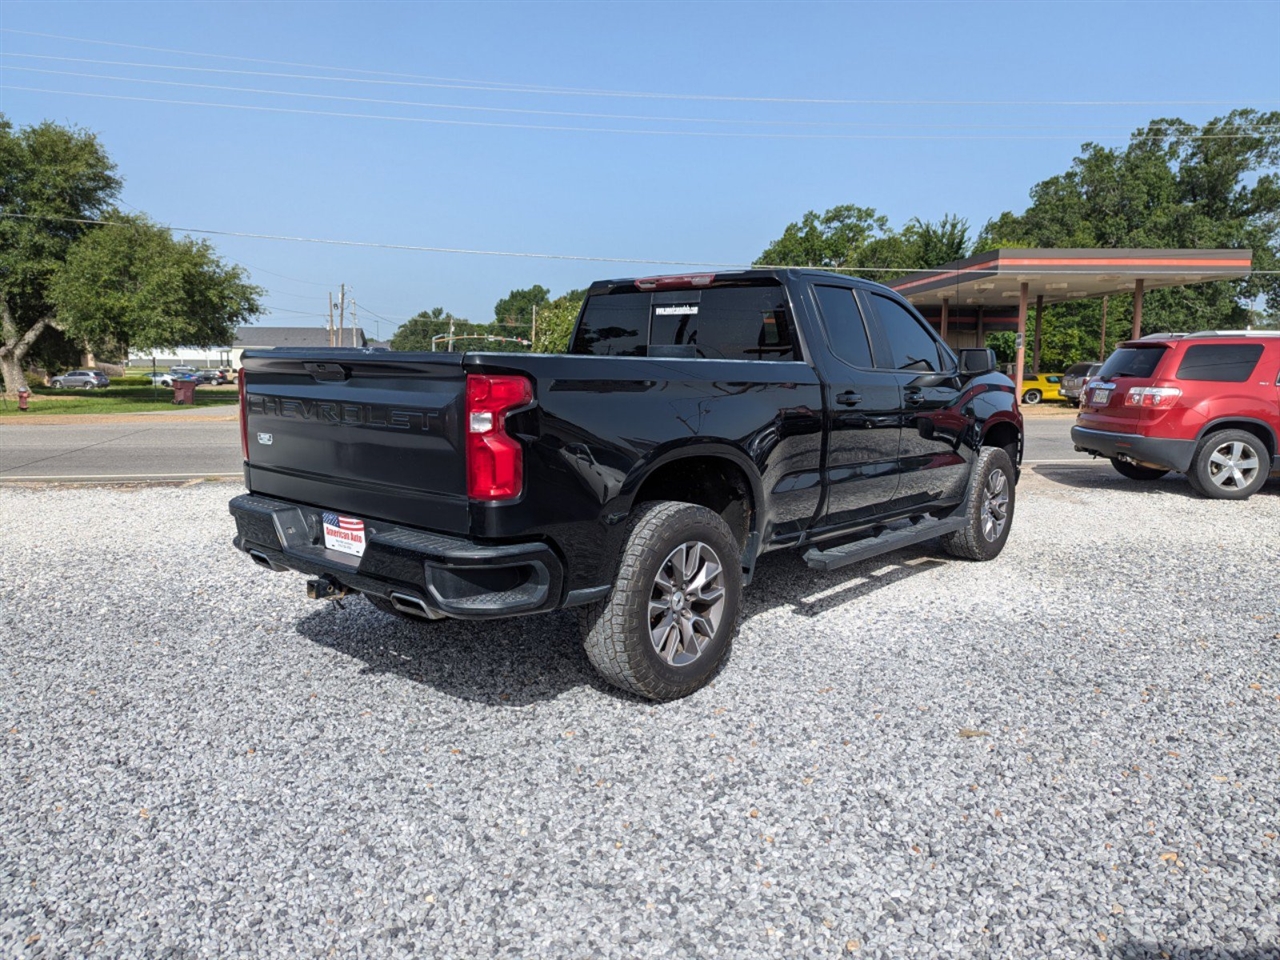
[648,541,726,666]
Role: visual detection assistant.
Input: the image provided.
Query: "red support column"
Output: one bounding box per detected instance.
[1131,278,1144,340]
[1015,282,1028,403]
[1032,294,1043,374]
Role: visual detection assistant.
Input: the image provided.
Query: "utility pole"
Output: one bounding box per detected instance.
[328,292,335,347]
[338,283,346,348]
[351,297,358,346]
[448,314,455,351]
[530,304,537,349]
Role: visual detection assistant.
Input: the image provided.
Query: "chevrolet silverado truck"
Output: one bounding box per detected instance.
[230,270,1023,700]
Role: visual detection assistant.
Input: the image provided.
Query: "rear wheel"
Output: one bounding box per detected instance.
[81,381,95,390]
[579,501,741,701]
[1187,429,1268,500]
[1022,389,1042,404]
[1110,458,1169,481]
[942,447,1016,561]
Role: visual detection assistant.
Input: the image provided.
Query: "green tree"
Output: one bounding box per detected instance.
[978,110,1280,340]
[493,285,549,331]
[1,115,264,393]
[532,289,586,353]
[755,204,890,272]
[49,212,261,357]
[756,207,970,282]
[0,115,121,393]
[389,306,469,351]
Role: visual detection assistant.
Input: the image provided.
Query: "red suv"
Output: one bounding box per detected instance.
[1071,331,1280,499]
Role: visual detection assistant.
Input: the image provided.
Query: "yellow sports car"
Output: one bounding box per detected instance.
[1020,373,1063,404]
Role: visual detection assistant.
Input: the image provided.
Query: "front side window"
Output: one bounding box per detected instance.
[869,294,944,372]
[1175,344,1265,383]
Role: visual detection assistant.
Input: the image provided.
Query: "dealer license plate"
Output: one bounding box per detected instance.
[322,512,367,557]
[1090,386,1114,406]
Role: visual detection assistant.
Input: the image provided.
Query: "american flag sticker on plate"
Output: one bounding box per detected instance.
[322,512,367,557]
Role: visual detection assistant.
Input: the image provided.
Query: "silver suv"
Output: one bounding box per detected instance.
[50,370,110,389]
[1061,362,1101,407]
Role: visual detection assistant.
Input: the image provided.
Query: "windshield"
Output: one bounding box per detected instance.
[1099,346,1166,380]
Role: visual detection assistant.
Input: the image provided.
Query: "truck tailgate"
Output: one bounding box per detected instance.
[241,350,470,534]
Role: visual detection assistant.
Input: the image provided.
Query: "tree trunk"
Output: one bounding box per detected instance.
[0,353,29,395]
[0,296,52,396]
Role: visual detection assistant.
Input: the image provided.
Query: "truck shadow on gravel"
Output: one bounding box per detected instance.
[292,548,948,705]
[294,604,625,707]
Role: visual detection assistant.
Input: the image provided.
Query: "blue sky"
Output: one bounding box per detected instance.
[2,0,1278,341]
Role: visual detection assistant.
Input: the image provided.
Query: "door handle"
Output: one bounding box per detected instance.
[836,391,862,407]
[904,390,924,406]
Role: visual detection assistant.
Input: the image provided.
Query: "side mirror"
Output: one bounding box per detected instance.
[957,348,996,376]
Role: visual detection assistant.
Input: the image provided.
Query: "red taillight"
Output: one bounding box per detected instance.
[466,374,533,501]
[634,273,715,291]
[238,371,249,461]
[1125,386,1182,408]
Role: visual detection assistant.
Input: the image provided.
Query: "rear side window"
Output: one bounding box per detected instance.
[869,294,944,372]
[813,285,873,368]
[1099,346,1166,380]
[1175,344,1265,382]
[572,284,798,360]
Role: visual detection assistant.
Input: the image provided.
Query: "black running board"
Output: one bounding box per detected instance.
[803,515,967,572]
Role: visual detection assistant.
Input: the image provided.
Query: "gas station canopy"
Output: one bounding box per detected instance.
[887,247,1253,396]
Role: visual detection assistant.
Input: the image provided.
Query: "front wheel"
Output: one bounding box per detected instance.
[942,447,1016,561]
[1110,458,1169,481]
[51,379,63,389]
[1187,429,1269,500]
[579,501,742,701]
[1022,389,1042,404]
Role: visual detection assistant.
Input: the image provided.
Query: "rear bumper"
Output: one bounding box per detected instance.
[1070,426,1197,473]
[229,493,564,619]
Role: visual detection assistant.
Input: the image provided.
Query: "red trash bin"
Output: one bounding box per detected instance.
[171,380,198,405]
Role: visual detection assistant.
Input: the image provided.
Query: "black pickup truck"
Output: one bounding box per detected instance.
[230,270,1022,700]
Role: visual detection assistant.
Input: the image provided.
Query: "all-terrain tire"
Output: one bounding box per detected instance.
[578,501,742,701]
[941,447,1016,561]
[1110,458,1169,481]
[1186,429,1269,501]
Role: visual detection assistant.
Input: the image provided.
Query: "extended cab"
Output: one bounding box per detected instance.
[230,270,1023,700]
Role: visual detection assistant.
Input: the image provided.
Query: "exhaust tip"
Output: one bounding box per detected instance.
[388,592,443,620]
[248,549,276,570]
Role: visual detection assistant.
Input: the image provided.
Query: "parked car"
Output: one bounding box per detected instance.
[1061,362,1102,406]
[50,370,110,389]
[231,268,1024,701]
[198,368,230,385]
[146,372,176,387]
[1020,373,1063,404]
[1072,331,1280,499]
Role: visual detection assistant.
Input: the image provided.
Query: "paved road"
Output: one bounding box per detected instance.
[0,411,1091,481]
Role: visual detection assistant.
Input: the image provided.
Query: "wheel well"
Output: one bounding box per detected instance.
[1200,420,1276,457]
[983,420,1021,465]
[632,456,754,547]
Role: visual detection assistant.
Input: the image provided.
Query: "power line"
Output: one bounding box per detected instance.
[3,30,1272,108]
[7,62,1277,136]
[4,84,1272,142]
[4,211,1277,275]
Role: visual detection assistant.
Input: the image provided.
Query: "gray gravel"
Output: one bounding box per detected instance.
[2,468,1278,959]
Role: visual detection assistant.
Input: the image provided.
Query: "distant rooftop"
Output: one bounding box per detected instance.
[233,326,367,349]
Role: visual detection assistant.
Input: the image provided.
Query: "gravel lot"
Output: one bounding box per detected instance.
[2,469,1278,959]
